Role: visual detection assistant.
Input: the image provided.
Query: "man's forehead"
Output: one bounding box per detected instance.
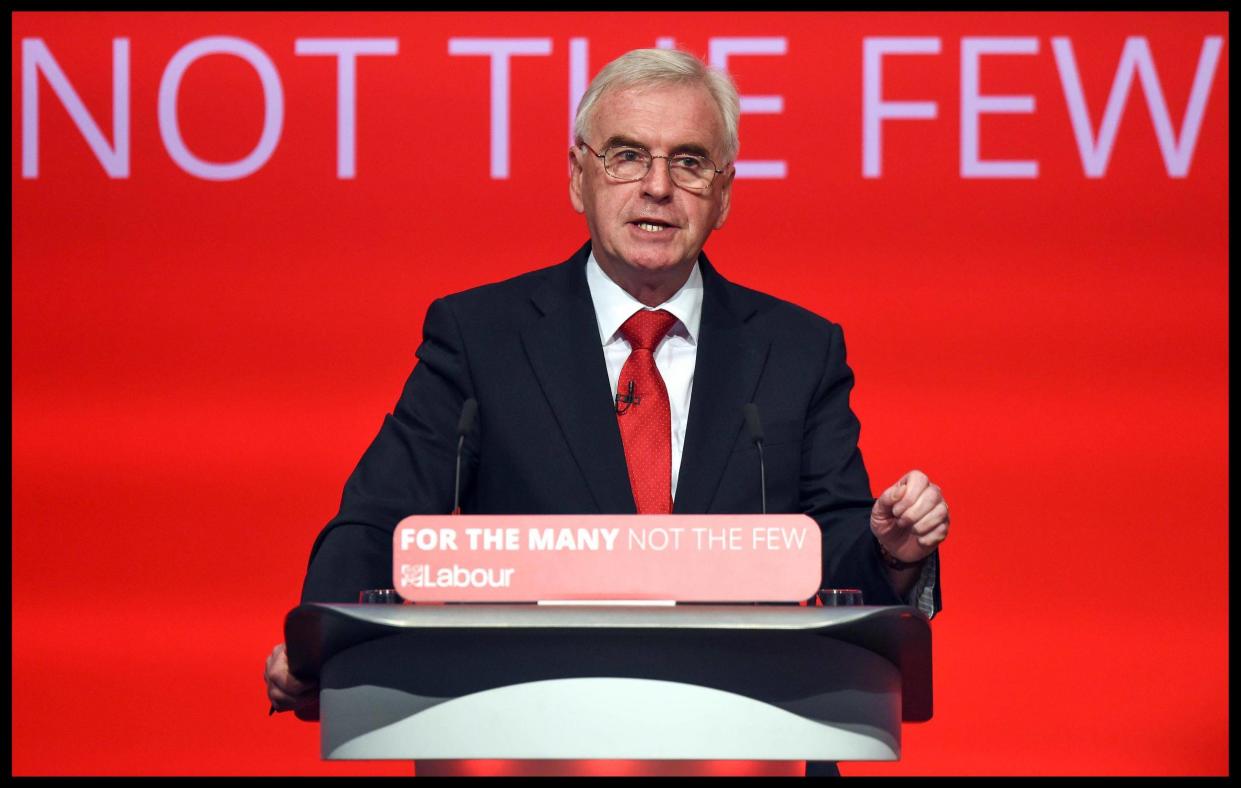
[592,83,724,153]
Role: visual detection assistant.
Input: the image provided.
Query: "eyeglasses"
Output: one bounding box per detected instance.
[580,141,726,191]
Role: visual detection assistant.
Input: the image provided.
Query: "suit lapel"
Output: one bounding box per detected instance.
[521,246,637,513]
[674,257,770,514]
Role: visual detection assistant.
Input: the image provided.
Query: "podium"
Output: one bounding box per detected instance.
[284,602,932,762]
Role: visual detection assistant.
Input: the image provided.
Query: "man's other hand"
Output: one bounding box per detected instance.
[265,642,320,721]
[870,469,949,563]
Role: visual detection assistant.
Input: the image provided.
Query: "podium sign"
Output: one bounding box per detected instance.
[392,514,821,603]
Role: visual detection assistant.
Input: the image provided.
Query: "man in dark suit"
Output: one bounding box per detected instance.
[265,48,949,773]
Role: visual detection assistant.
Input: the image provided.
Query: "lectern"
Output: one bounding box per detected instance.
[283,603,931,762]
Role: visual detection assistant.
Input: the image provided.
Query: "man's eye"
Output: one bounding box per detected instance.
[674,156,705,170]
[614,149,645,162]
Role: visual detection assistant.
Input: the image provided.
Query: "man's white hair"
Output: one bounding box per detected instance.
[573,48,740,165]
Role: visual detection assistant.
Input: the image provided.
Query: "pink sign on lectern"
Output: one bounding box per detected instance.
[391,514,821,603]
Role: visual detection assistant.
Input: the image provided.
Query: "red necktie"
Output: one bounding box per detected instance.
[616,309,678,514]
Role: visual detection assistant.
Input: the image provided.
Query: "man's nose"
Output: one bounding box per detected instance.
[640,156,675,199]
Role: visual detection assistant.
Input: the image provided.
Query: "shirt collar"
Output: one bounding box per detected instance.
[586,251,703,346]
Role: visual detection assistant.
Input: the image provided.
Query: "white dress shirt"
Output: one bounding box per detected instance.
[585,252,701,499]
[585,252,938,617]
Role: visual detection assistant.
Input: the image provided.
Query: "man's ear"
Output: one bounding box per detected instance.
[568,145,586,214]
[713,165,736,229]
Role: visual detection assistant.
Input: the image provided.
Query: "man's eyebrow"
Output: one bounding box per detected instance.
[601,135,647,150]
[602,135,713,159]
[668,142,712,159]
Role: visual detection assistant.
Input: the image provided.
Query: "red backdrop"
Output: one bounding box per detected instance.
[11,11,1229,776]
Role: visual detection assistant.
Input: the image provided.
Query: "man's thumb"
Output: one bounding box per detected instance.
[873,482,904,517]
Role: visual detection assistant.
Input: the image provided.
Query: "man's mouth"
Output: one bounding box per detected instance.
[632,220,675,233]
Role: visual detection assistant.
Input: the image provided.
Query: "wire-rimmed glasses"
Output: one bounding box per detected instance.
[581,141,727,191]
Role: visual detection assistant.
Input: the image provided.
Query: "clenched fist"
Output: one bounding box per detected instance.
[870,469,949,566]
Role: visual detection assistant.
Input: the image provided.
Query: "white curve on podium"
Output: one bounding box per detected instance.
[324,677,899,760]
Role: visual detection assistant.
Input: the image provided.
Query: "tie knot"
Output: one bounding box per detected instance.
[619,309,678,351]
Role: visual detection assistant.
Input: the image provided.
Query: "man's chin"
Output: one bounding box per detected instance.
[615,250,695,278]
[594,244,698,293]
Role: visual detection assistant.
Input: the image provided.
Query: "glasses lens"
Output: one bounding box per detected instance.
[668,155,715,190]
[605,147,650,180]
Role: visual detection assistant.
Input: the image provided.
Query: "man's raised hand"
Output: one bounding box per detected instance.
[870,469,949,565]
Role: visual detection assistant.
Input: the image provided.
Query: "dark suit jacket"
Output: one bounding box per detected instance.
[301,242,941,614]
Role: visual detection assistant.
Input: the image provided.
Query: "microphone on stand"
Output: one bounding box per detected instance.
[453,398,478,515]
[743,403,766,515]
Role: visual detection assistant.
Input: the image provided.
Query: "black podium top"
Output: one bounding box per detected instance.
[285,603,932,721]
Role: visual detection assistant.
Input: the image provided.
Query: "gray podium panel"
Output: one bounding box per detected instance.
[284,604,931,762]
